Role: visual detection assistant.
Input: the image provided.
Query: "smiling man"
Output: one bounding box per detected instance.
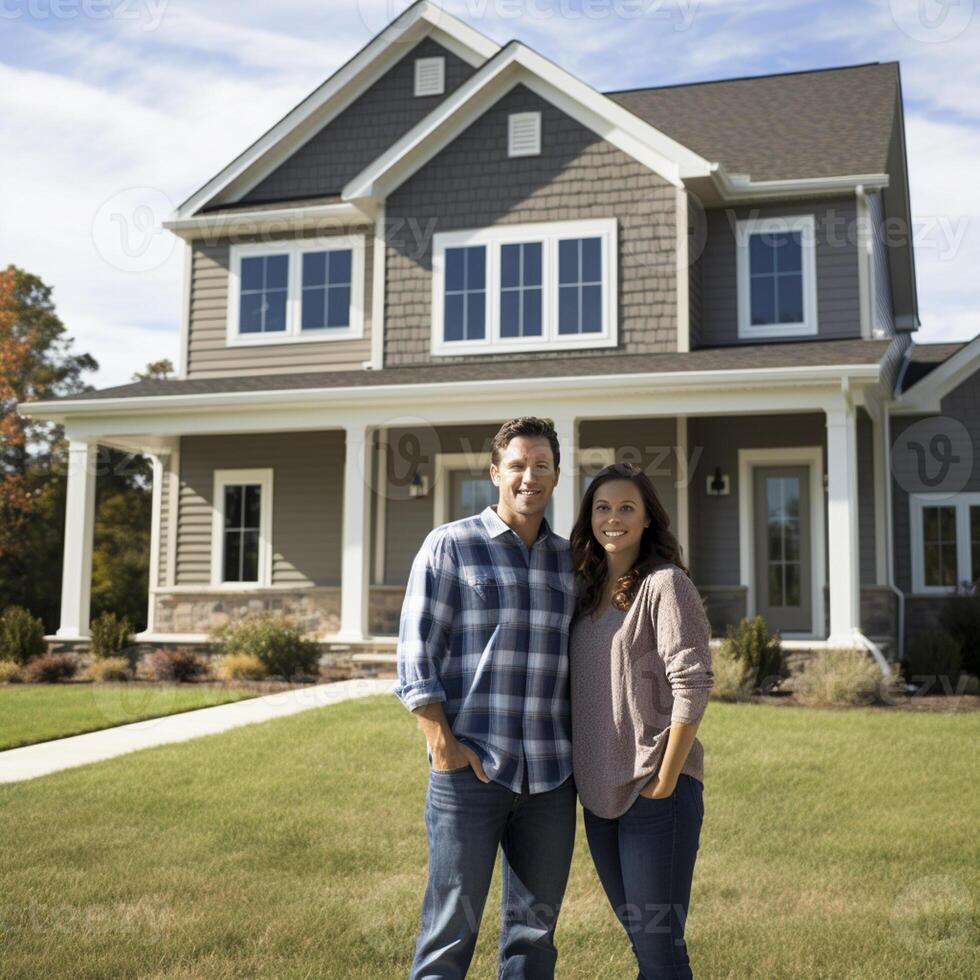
[394,416,578,980]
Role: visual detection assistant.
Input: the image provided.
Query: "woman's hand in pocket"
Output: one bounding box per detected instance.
[639,773,677,799]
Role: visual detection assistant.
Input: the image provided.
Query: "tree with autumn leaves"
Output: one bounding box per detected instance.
[1,265,152,631]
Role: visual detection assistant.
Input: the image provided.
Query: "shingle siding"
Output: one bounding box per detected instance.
[186,227,373,378]
[697,197,860,347]
[242,38,477,203]
[384,84,679,366]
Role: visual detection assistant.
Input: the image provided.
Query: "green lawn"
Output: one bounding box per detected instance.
[0,684,262,750]
[0,696,977,979]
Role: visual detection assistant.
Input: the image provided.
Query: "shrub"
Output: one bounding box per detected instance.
[22,653,78,683]
[904,631,962,689]
[86,656,133,682]
[0,660,22,684]
[0,606,46,665]
[794,649,885,706]
[721,615,787,692]
[217,652,268,682]
[709,644,754,702]
[89,612,135,660]
[148,647,209,682]
[939,592,980,677]
[212,614,319,681]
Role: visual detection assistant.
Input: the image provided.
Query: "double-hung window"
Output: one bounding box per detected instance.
[211,469,273,587]
[432,219,617,355]
[910,493,980,593]
[227,238,364,345]
[736,214,817,339]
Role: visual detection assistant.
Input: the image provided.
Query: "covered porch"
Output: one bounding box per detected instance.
[32,365,889,650]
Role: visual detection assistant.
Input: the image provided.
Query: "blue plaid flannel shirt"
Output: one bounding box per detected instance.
[394,506,576,794]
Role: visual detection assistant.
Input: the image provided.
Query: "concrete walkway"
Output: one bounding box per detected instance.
[0,678,396,784]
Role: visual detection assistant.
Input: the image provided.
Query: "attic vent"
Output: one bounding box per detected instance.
[414,57,445,97]
[508,112,541,157]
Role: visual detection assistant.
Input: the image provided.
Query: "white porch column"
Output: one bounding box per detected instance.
[551,415,578,538]
[337,422,373,641]
[825,404,861,645]
[56,439,98,639]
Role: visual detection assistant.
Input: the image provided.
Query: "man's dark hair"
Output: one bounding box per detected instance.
[490,417,560,469]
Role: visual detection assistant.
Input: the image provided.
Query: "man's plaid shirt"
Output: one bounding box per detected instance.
[394,506,576,794]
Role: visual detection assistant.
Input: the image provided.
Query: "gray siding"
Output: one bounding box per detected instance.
[186,228,373,379]
[697,197,860,347]
[242,39,477,203]
[867,190,895,336]
[891,367,980,593]
[385,84,678,367]
[687,414,828,585]
[176,431,344,586]
[857,408,877,585]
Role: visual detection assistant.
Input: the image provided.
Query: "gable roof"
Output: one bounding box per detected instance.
[895,337,979,409]
[175,2,499,218]
[607,63,899,182]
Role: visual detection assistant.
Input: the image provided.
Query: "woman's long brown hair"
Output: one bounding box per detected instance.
[570,462,688,616]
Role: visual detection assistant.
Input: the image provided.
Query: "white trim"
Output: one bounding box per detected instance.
[225,237,365,346]
[508,111,541,157]
[737,446,826,640]
[56,440,98,639]
[893,335,980,413]
[166,446,180,588]
[711,170,889,202]
[336,424,374,641]
[147,454,163,631]
[164,202,373,241]
[825,404,860,645]
[177,241,191,378]
[551,416,578,538]
[174,3,499,217]
[343,41,712,201]
[909,492,980,594]
[675,189,690,353]
[433,451,492,525]
[369,202,386,369]
[430,218,618,356]
[856,187,872,339]
[414,55,445,97]
[210,468,274,588]
[736,213,818,340]
[374,434,387,586]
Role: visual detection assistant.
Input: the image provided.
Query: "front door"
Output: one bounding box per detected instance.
[449,470,497,522]
[753,466,812,633]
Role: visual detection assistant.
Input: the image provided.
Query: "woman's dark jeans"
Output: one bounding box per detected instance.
[583,774,704,980]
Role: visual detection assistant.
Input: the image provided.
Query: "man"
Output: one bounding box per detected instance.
[394,416,578,980]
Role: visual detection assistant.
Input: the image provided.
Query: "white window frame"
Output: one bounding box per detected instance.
[226,237,365,346]
[736,214,818,340]
[909,492,980,594]
[508,111,541,157]
[431,218,618,356]
[414,56,445,97]
[211,468,274,588]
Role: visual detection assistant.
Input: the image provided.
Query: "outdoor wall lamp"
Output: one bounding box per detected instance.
[706,467,730,496]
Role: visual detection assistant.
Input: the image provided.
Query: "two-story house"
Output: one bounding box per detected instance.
[23,2,980,664]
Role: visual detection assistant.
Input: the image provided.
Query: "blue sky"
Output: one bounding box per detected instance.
[1,0,977,387]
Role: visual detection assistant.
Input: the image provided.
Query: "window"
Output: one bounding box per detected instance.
[227,239,364,345]
[414,56,445,97]
[910,493,980,593]
[508,112,541,157]
[212,469,273,587]
[431,219,617,355]
[736,214,817,339]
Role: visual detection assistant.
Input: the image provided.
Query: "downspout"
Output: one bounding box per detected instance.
[882,401,906,666]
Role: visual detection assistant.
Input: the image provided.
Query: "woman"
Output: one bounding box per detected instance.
[569,462,714,980]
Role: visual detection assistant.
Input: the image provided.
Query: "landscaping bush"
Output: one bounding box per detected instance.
[218,652,268,682]
[0,660,22,683]
[148,647,209,682]
[21,653,78,683]
[904,631,963,688]
[86,656,132,682]
[89,612,135,661]
[0,606,46,665]
[212,614,319,681]
[709,644,755,702]
[939,591,980,677]
[794,649,884,706]
[721,615,788,692]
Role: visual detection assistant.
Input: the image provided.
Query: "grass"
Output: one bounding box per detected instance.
[0,696,977,978]
[0,684,261,750]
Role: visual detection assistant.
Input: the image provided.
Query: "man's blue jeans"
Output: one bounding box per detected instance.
[583,774,704,980]
[408,766,577,979]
